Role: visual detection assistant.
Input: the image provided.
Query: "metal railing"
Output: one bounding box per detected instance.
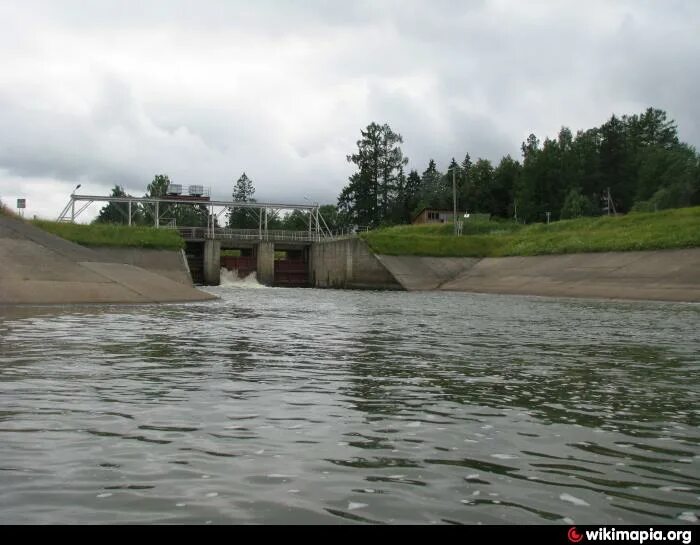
[174,227,327,242]
[173,226,370,243]
[218,228,319,242]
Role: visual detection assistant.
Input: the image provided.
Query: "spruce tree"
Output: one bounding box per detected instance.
[227,173,257,229]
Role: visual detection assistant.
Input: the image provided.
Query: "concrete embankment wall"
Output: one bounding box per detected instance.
[0,216,217,305]
[374,255,481,291]
[89,247,193,285]
[310,238,401,290]
[376,249,700,302]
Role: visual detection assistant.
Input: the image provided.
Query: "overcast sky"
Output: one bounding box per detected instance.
[1,0,698,221]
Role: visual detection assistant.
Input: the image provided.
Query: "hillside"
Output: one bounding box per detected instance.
[362,207,700,258]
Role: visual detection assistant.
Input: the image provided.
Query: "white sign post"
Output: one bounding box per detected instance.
[16,198,26,217]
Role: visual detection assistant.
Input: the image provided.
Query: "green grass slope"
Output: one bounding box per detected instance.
[0,201,19,217]
[31,220,185,251]
[362,207,700,257]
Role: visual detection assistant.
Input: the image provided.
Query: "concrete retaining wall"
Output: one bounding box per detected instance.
[89,247,193,285]
[377,249,700,302]
[0,216,217,305]
[374,255,480,291]
[310,238,401,290]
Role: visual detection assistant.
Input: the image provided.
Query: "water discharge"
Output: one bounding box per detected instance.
[0,288,698,524]
[219,268,266,289]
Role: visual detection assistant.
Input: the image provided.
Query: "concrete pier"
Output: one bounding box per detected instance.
[309,238,401,290]
[203,239,221,286]
[256,241,275,286]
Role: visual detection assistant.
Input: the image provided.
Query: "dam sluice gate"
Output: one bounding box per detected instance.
[185,239,312,288]
[184,237,401,290]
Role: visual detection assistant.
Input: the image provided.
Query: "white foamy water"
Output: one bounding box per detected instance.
[219,268,267,289]
[560,493,590,507]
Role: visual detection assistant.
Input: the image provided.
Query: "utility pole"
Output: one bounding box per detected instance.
[602,187,616,216]
[608,187,616,215]
[546,211,551,224]
[452,166,457,235]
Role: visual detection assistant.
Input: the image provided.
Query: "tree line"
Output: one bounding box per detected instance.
[95,106,699,230]
[338,108,700,227]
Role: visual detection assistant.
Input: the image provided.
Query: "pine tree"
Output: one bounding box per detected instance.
[459,153,473,211]
[514,134,541,222]
[227,173,258,229]
[491,155,520,218]
[420,159,443,208]
[442,158,461,212]
[339,122,408,227]
[403,169,423,221]
[599,114,633,211]
[470,159,495,214]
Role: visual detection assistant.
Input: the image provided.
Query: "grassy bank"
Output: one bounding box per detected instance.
[362,206,700,257]
[0,201,18,217]
[31,220,185,251]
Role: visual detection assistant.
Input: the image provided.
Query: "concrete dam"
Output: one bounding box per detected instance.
[180,228,401,290]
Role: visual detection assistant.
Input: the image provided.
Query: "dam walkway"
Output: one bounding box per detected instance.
[174,226,342,244]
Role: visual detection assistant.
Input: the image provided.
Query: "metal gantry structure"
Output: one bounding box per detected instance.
[57,193,333,242]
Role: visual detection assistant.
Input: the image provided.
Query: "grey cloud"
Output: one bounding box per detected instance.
[1,0,699,217]
[8,0,378,34]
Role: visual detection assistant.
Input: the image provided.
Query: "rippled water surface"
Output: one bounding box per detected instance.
[0,286,698,524]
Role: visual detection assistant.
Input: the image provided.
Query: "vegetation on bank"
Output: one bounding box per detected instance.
[339,108,700,228]
[95,107,698,237]
[361,207,700,257]
[0,201,18,217]
[31,220,185,250]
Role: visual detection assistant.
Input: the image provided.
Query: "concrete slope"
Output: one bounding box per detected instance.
[376,249,700,302]
[89,247,193,286]
[0,216,217,305]
[375,255,480,290]
[1,215,96,261]
[440,249,700,302]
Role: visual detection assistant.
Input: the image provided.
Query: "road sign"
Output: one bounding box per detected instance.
[17,198,26,209]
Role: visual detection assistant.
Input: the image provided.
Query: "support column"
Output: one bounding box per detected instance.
[315,206,320,241]
[203,239,221,286]
[256,241,275,286]
[211,203,216,238]
[264,208,268,240]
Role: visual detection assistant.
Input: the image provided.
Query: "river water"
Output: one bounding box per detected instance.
[0,282,698,524]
